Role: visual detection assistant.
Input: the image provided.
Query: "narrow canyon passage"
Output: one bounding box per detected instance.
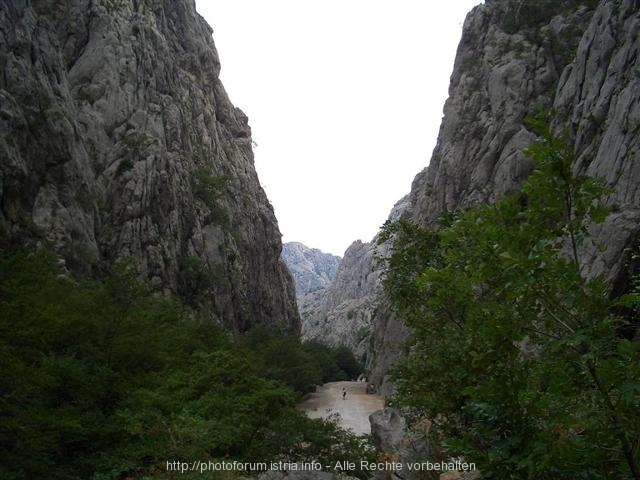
[298,381,384,435]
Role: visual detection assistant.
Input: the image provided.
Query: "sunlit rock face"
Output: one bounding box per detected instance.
[0,0,299,332]
[367,0,640,392]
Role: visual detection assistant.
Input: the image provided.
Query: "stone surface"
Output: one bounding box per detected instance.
[0,0,299,332]
[301,239,379,358]
[370,408,438,480]
[369,0,640,395]
[366,303,410,399]
[362,2,639,477]
[440,471,481,480]
[369,408,480,480]
[298,196,409,359]
[553,0,640,284]
[281,242,341,297]
[409,0,595,226]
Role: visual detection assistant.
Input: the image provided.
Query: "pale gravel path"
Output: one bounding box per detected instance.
[298,381,384,435]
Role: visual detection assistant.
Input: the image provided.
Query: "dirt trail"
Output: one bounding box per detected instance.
[298,381,384,435]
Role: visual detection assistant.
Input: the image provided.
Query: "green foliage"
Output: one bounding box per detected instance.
[241,327,324,395]
[208,205,231,229]
[23,91,53,131]
[459,54,483,73]
[241,328,364,395]
[381,122,640,479]
[0,250,371,480]
[243,411,374,479]
[222,141,239,159]
[114,132,154,182]
[355,325,370,344]
[192,165,231,228]
[121,132,153,154]
[75,191,100,210]
[330,345,364,381]
[193,165,228,205]
[115,159,134,177]
[101,0,128,14]
[192,141,214,161]
[177,255,218,305]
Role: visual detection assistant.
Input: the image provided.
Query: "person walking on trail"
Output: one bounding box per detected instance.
[342,387,347,400]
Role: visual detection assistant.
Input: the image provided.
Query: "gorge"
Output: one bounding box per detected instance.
[1,0,639,479]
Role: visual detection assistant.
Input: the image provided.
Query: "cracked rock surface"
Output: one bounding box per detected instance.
[0,0,298,332]
[296,197,409,359]
[365,0,640,393]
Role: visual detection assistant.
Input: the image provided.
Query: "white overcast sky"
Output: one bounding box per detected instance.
[195,1,482,256]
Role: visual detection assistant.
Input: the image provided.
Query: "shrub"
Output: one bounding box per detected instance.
[192,165,228,206]
[115,158,134,177]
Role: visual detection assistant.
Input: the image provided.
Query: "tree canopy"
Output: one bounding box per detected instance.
[0,250,370,480]
[380,119,640,479]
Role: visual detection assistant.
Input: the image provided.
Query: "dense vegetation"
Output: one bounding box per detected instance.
[381,118,640,479]
[0,250,369,480]
[241,329,363,395]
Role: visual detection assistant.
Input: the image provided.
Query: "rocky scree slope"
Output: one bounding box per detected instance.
[0,0,298,332]
[369,0,640,393]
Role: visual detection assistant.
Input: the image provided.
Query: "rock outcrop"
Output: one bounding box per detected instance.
[370,408,480,480]
[409,0,597,227]
[370,408,437,480]
[300,239,379,358]
[369,0,640,394]
[0,0,298,332]
[359,2,640,476]
[553,0,640,283]
[281,242,341,297]
[299,197,409,360]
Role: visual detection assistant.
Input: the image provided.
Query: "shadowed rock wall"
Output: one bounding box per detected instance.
[0,0,299,332]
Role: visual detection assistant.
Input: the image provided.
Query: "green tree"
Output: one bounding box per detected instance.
[0,249,372,480]
[381,120,640,479]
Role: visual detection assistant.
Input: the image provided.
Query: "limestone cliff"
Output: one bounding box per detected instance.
[281,242,341,297]
[297,197,409,359]
[300,239,379,359]
[365,1,640,476]
[369,0,640,392]
[0,0,299,332]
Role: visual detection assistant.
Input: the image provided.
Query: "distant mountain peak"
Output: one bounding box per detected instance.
[282,242,341,297]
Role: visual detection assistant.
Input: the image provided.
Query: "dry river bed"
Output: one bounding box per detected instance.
[298,381,384,435]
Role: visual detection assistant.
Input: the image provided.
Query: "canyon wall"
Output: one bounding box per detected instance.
[370,0,639,392]
[366,1,639,476]
[0,0,299,332]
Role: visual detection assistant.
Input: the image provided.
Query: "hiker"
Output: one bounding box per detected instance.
[342,387,347,400]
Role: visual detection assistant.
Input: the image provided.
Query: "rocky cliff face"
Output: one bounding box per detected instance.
[281,242,341,297]
[299,239,379,358]
[409,0,597,227]
[368,0,640,394]
[0,0,299,332]
[553,0,640,284]
[297,197,409,359]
